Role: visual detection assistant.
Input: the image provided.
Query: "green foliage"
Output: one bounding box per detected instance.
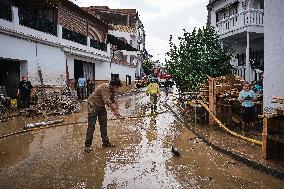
[142,59,155,76]
[165,26,233,91]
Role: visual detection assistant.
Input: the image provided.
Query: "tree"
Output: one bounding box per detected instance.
[142,58,155,76]
[165,26,233,91]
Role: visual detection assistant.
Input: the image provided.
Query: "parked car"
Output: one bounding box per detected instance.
[135,76,149,88]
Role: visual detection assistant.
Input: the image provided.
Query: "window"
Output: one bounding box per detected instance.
[111,73,119,80]
[126,75,131,86]
[123,55,128,63]
[216,13,219,23]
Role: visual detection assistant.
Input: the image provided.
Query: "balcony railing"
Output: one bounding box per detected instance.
[62,27,87,45]
[0,4,12,21]
[19,9,57,36]
[216,9,264,35]
[90,39,107,51]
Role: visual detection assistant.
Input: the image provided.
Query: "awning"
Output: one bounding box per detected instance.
[107,34,138,51]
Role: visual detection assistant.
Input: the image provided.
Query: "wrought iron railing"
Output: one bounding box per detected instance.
[19,9,57,36]
[62,27,87,45]
[0,4,12,21]
[90,38,107,51]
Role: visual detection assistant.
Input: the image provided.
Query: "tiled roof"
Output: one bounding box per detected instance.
[112,24,136,33]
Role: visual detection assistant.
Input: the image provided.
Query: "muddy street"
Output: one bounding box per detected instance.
[0,91,283,189]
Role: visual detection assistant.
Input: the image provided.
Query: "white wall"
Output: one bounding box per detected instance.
[92,61,136,82]
[66,55,75,80]
[111,63,136,82]
[35,43,65,85]
[263,0,284,112]
[0,34,65,86]
[96,61,111,81]
[66,54,104,80]
[0,33,112,86]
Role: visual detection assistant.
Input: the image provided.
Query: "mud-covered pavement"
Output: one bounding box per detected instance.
[0,90,284,189]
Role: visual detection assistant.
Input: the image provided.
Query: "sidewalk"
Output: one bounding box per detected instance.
[165,99,284,181]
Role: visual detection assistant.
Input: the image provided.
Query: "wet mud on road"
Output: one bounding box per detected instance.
[0,91,284,188]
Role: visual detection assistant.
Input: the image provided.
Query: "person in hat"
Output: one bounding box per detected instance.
[17,76,33,108]
[84,79,123,153]
[146,78,161,112]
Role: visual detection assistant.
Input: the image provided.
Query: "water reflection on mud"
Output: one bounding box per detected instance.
[0,91,284,188]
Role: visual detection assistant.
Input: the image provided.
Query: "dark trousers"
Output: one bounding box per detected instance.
[150,94,158,111]
[85,106,109,147]
[77,87,85,100]
[241,106,256,123]
[19,95,31,108]
[165,87,169,96]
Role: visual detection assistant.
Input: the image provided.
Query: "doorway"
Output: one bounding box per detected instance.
[74,59,84,82]
[0,58,20,98]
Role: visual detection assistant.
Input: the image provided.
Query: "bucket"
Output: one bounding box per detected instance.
[11,99,17,108]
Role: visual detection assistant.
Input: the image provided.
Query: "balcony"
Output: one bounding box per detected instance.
[216,9,264,37]
[19,11,57,36]
[62,27,87,45]
[90,38,107,51]
[0,3,12,21]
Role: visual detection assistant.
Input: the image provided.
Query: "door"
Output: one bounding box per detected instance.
[0,59,20,98]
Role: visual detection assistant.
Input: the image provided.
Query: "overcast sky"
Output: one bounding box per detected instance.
[73,0,208,63]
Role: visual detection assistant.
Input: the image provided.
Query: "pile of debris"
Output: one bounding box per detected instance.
[213,75,244,105]
[24,88,82,116]
[0,86,11,117]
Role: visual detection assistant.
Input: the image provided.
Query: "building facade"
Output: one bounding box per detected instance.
[263,0,284,112]
[0,0,111,97]
[83,6,146,81]
[0,0,143,98]
[207,0,264,83]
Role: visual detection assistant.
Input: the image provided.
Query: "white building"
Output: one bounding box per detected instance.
[263,0,284,112]
[207,0,264,83]
[0,0,140,98]
[83,6,147,80]
[0,0,110,97]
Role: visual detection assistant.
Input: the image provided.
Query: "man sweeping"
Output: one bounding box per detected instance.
[84,79,123,153]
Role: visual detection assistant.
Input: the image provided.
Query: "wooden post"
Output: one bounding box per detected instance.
[262,115,268,159]
[262,114,284,160]
[208,77,216,126]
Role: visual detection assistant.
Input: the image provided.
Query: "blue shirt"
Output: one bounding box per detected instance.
[238,90,256,107]
[78,78,86,87]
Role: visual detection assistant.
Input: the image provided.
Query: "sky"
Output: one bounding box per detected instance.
[72,0,208,64]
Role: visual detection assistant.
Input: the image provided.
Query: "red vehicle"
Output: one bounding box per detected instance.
[154,67,172,84]
[135,76,149,88]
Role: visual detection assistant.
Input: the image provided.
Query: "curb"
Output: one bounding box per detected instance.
[165,102,284,181]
